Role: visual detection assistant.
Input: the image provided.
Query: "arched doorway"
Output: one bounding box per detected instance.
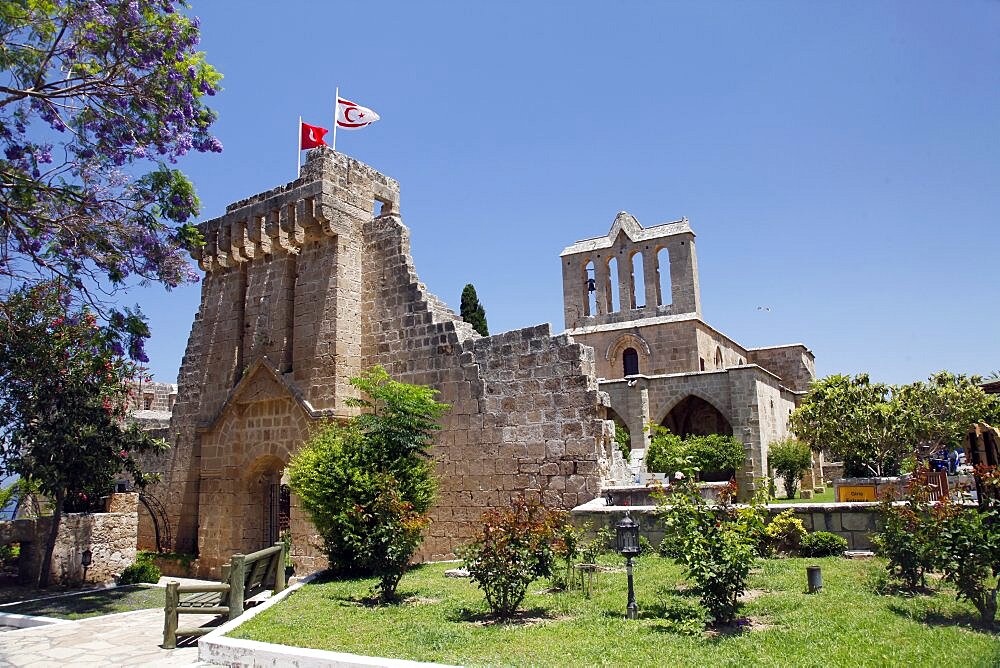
[245,456,290,552]
[661,395,733,437]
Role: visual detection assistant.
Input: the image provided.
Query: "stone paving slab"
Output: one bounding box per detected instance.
[0,607,201,667]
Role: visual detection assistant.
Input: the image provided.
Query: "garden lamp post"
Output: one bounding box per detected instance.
[616,511,641,619]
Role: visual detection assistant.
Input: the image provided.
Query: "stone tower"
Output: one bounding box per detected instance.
[559,212,815,495]
[146,149,614,575]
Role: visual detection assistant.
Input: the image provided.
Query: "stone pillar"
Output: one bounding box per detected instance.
[594,259,610,315]
[668,235,701,317]
[617,255,633,313]
[642,247,660,309]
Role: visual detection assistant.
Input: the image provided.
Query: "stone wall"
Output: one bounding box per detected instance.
[361,212,611,561]
[0,493,138,585]
[747,344,815,393]
[571,500,883,551]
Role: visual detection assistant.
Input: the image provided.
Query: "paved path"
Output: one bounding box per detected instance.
[0,607,203,667]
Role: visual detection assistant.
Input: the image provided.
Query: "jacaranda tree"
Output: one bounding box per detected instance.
[0,0,222,304]
[0,281,167,586]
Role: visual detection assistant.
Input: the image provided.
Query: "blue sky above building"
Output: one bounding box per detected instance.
[124,1,1000,385]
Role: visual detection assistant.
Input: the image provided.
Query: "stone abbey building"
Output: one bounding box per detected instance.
[140,148,813,575]
[560,213,815,489]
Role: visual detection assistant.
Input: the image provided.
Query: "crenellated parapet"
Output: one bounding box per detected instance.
[193,148,400,272]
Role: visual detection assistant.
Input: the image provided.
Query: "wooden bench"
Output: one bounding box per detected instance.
[162,541,286,649]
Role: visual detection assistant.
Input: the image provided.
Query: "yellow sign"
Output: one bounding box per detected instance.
[838,485,877,502]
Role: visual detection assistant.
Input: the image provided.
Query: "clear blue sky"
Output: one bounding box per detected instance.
[125,1,1000,386]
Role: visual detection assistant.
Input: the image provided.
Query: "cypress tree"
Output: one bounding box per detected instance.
[460,284,489,336]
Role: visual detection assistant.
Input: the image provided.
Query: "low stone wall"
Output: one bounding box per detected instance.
[0,493,139,585]
[766,502,882,550]
[570,497,885,551]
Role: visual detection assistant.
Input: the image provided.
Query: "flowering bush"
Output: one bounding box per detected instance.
[655,478,766,624]
[461,498,564,617]
[872,470,939,590]
[1,0,223,301]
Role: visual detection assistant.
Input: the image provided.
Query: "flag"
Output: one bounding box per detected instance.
[300,121,328,149]
[336,97,380,130]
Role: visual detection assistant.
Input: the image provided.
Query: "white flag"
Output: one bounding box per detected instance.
[336,97,380,130]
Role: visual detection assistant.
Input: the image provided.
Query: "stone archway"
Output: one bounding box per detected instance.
[243,455,288,554]
[661,395,733,437]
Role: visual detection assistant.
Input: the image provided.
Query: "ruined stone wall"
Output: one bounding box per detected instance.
[747,344,816,393]
[362,214,611,560]
[1,493,138,585]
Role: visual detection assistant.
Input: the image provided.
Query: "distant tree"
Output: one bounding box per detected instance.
[768,438,812,499]
[791,372,1000,477]
[791,374,914,477]
[0,281,167,587]
[460,283,488,336]
[899,371,1000,454]
[0,0,222,306]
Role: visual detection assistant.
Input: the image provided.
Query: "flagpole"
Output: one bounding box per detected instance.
[297,115,302,178]
[332,86,339,152]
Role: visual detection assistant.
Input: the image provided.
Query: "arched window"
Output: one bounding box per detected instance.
[623,347,639,376]
[657,247,672,305]
[631,251,645,309]
[715,347,723,368]
[608,257,620,312]
[585,260,596,316]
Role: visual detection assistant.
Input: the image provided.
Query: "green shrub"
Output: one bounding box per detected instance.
[119,553,160,584]
[800,531,848,557]
[645,428,744,477]
[931,469,1000,628]
[655,478,766,624]
[645,426,685,474]
[768,438,812,499]
[684,434,745,474]
[764,511,806,555]
[461,497,563,618]
[872,473,938,590]
[288,366,447,602]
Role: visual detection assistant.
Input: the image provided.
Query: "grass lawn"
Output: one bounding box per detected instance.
[0,584,163,619]
[773,487,837,504]
[232,556,1000,667]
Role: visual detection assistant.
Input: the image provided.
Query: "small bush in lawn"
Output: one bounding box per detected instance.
[872,471,938,590]
[461,497,564,618]
[655,477,767,624]
[930,467,1000,628]
[119,553,160,584]
[764,511,806,555]
[799,531,848,557]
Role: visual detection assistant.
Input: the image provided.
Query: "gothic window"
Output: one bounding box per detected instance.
[608,257,620,312]
[715,347,723,368]
[631,251,645,309]
[657,247,672,306]
[623,347,639,376]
